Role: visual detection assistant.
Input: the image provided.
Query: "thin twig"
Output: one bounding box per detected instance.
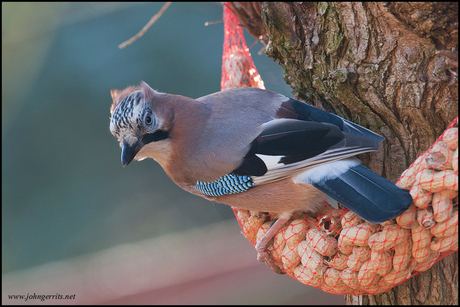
[257,45,266,55]
[248,37,259,50]
[204,20,223,26]
[119,2,171,49]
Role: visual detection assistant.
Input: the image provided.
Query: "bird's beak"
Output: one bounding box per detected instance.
[121,137,143,167]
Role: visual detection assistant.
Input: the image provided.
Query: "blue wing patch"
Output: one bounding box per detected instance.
[193,173,255,196]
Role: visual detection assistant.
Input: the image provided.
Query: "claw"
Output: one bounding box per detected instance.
[256,242,284,274]
[254,215,291,274]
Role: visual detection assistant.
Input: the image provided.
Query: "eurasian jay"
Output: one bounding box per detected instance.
[109,81,413,274]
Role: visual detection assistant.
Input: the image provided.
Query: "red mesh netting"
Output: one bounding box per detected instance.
[221,4,264,91]
[234,118,458,295]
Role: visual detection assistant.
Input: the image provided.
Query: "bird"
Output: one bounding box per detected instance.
[109,81,413,274]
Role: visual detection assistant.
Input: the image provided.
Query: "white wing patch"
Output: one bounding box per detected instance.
[252,145,374,186]
[293,158,360,184]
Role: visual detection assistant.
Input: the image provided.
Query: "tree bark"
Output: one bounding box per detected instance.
[232,2,458,305]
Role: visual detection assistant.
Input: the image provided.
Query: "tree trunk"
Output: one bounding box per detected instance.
[231,2,458,304]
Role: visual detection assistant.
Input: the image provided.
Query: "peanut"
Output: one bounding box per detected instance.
[412,252,439,272]
[412,223,432,263]
[416,206,435,229]
[368,225,410,251]
[419,169,458,192]
[236,209,250,224]
[340,223,376,247]
[324,268,345,287]
[338,235,353,255]
[424,141,453,170]
[341,268,359,287]
[243,215,265,242]
[352,245,371,262]
[323,252,348,270]
[430,232,458,252]
[396,154,426,189]
[341,211,363,229]
[272,229,286,263]
[411,224,432,248]
[358,260,379,287]
[283,219,308,249]
[410,184,432,208]
[347,253,365,271]
[380,219,396,226]
[306,229,338,257]
[393,236,413,272]
[432,189,456,222]
[412,244,431,264]
[442,127,458,149]
[382,268,412,285]
[396,204,417,228]
[299,243,328,276]
[294,265,323,287]
[431,206,458,238]
[282,245,301,271]
[369,250,393,276]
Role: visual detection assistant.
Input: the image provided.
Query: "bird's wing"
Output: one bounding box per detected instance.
[293,160,413,223]
[274,97,384,142]
[232,97,383,185]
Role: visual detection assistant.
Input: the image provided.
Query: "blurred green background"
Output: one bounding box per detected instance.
[2,2,344,304]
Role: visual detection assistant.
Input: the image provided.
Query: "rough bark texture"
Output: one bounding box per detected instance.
[260,2,458,182]
[232,2,458,305]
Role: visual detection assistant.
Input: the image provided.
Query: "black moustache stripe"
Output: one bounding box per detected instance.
[142,130,169,145]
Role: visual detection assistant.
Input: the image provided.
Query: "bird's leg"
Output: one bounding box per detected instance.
[255,215,290,274]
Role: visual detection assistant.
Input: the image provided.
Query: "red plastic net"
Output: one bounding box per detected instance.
[234,119,458,295]
[221,3,264,91]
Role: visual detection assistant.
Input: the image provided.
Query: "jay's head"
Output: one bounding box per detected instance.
[110,81,174,167]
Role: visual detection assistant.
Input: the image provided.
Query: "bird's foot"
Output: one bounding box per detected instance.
[255,241,284,274]
[254,215,291,274]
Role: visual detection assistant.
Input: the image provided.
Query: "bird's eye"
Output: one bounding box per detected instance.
[145,114,153,125]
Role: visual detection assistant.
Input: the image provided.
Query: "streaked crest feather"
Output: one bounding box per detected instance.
[110,86,141,115]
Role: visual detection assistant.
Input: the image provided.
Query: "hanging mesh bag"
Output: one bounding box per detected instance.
[235,119,458,295]
[221,3,264,91]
